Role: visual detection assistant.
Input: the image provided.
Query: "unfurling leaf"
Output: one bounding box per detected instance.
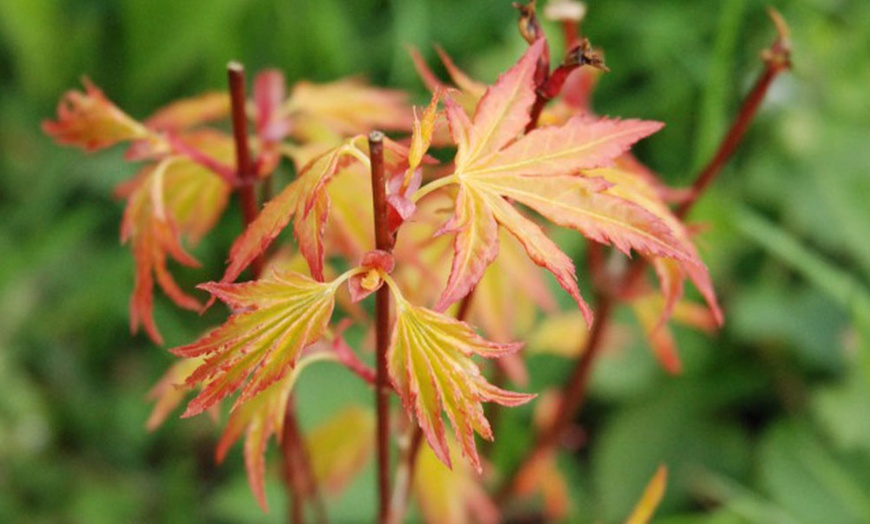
[424,40,686,324]
[42,78,150,151]
[388,296,534,472]
[172,269,339,417]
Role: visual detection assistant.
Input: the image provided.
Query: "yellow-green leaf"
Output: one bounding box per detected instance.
[388,298,534,472]
[172,269,339,417]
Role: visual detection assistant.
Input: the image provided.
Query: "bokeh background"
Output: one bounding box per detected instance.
[2,0,869,522]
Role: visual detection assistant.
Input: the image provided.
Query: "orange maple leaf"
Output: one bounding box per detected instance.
[414,40,689,324]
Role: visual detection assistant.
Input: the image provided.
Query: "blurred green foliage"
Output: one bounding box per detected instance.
[1,0,869,522]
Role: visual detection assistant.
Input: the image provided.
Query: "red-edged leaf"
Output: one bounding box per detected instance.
[421,42,677,323]
[145,357,207,431]
[462,116,664,177]
[172,269,339,417]
[388,297,534,472]
[43,78,151,151]
[484,191,593,324]
[435,184,499,311]
[476,174,689,260]
[593,166,723,325]
[461,39,543,164]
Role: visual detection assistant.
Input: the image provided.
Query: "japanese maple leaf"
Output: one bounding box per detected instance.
[171,269,340,417]
[388,293,535,472]
[423,39,692,323]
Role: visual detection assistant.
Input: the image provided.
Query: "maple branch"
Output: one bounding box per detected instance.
[676,7,791,219]
[369,131,393,524]
[227,62,265,277]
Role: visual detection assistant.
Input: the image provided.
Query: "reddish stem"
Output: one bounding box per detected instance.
[676,22,790,218]
[227,62,264,278]
[369,131,393,524]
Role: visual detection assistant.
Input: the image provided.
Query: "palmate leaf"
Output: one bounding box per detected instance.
[171,269,339,417]
[213,351,339,512]
[596,165,722,324]
[388,295,535,472]
[429,39,693,322]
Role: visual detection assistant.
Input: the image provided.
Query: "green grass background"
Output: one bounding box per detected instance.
[1,0,869,522]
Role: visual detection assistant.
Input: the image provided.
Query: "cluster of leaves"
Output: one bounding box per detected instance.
[43,2,724,520]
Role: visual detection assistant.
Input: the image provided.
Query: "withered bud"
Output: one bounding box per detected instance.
[513,1,543,44]
[566,38,609,72]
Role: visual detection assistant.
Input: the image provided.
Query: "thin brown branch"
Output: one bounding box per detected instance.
[369,131,393,524]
